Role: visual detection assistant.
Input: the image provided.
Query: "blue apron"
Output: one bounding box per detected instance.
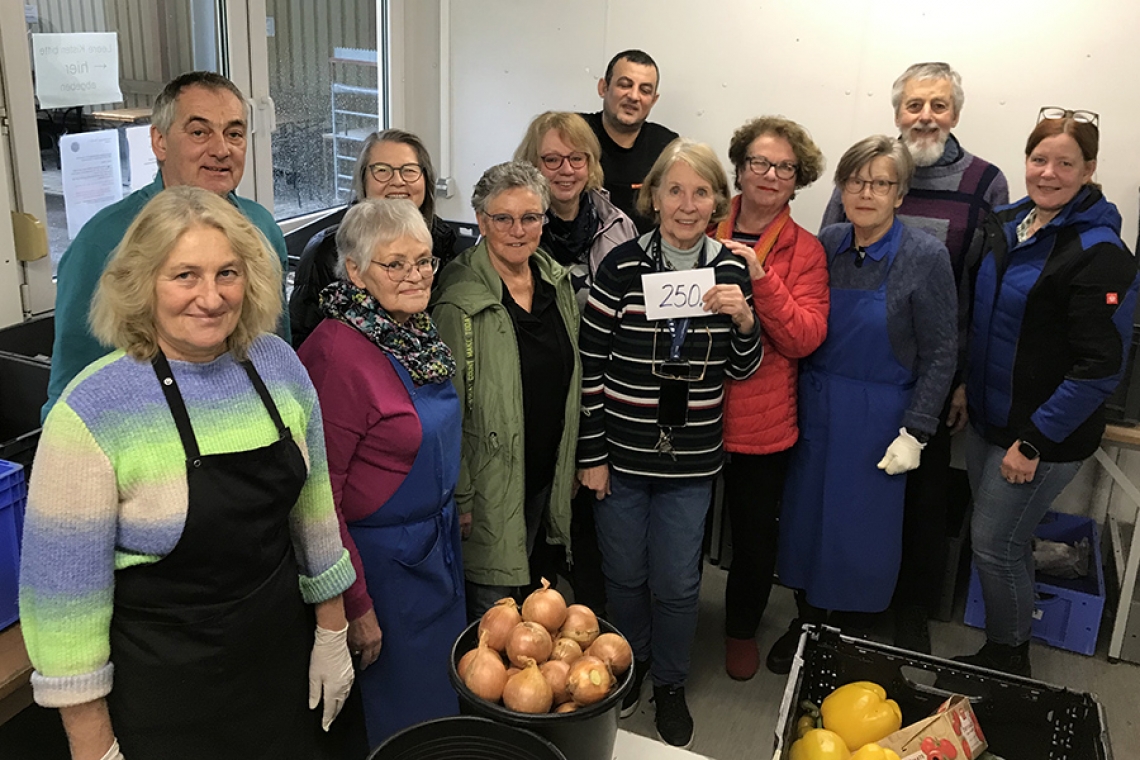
[778,235,915,613]
[349,355,466,747]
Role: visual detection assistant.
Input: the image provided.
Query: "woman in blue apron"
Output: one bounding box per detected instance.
[19,187,357,760]
[299,198,466,751]
[770,136,956,669]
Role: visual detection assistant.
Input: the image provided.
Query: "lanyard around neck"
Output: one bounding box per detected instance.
[652,229,708,360]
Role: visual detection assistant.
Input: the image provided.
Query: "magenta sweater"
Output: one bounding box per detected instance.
[298,319,422,620]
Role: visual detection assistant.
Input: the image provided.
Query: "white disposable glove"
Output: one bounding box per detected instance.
[100,740,125,760]
[877,428,926,475]
[308,624,354,731]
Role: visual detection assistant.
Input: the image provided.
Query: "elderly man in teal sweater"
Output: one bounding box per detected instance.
[42,70,288,421]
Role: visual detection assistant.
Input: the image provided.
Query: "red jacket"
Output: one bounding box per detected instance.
[714,200,830,454]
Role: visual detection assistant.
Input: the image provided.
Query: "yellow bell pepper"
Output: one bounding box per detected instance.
[789,728,851,760]
[821,681,902,751]
[850,744,901,760]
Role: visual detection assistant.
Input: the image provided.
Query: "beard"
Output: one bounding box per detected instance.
[903,126,949,167]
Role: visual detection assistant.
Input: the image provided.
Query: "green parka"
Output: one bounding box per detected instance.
[431,241,581,587]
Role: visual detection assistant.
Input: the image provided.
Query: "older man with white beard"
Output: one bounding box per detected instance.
[820,62,1008,654]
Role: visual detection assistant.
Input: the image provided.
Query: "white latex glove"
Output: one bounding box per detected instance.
[308,624,354,731]
[100,740,125,760]
[876,427,926,475]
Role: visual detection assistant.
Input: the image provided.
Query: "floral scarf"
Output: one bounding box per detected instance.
[319,279,456,385]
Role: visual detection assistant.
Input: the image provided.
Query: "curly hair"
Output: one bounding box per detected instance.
[727,116,825,193]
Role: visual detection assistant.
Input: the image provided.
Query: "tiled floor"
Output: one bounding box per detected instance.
[3,562,1137,759]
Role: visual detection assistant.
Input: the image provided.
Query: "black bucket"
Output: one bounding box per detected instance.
[367,715,567,760]
[448,619,633,760]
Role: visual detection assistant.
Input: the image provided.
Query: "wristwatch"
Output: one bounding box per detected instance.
[1017,440,1040,461]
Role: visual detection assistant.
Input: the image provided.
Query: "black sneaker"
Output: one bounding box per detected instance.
[620,658,650,718]
[765,621,803,675]
[652,684,694,749]
[953,641,1032,678]
[894,606,932,654]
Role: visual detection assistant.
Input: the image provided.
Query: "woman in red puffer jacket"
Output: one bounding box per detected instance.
[709,116,830,680]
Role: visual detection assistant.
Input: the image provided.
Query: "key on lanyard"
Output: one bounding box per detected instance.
[655,429,677,461]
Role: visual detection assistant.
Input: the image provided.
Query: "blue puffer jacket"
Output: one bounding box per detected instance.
[968,186,1140,461]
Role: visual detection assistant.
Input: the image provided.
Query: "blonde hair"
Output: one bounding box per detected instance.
[90,186,282,361]
[636,138,731,224]
[514,111,605,192]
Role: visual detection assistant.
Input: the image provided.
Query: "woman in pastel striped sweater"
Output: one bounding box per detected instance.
[19,187,356,760]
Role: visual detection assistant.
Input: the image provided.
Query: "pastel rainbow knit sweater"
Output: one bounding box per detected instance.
[19,334,354,708]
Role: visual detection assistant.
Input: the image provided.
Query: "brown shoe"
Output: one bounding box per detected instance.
[725,636,759,680]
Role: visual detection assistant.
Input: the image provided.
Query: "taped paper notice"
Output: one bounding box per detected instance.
[33,32,123,109]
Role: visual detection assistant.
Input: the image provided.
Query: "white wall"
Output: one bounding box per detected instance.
[420,0,1139,253]
[401,0,1140,523]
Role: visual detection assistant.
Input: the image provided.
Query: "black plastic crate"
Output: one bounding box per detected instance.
[0,313,53,365]
[774,626,1110,759]
[0,354,48,470]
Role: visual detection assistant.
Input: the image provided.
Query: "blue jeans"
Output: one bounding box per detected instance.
[965,427,1082,646]
[594,471,711,687]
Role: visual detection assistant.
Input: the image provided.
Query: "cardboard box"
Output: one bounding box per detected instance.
[878,695,987,760]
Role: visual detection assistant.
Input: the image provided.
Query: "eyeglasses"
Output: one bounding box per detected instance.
[367,162,423,183]
[484,212,546,232]
[370,256,440,281]
[1037,107,1099,126]
[744,156,798,180]
[540,152,588,171]
[843,177,898,196]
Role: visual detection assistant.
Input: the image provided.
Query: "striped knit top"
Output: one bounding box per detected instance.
[577,234,763,478]
[19,334,354,708]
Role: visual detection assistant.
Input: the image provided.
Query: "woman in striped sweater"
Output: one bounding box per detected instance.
[576,139,762,748]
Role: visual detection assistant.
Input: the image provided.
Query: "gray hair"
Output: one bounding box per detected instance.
[470,161,550,216]
[335,198,433,280]
[833,135,916,198]
[350,129,437,221]
[152,71,246,134]
[890,62,965,118]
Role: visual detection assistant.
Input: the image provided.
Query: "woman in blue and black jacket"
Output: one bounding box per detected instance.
[958,108,1139,676]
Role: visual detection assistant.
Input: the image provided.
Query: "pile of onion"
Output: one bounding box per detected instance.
[458,588,628,715]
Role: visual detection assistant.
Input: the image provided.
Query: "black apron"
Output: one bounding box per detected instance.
[107,352,316,759]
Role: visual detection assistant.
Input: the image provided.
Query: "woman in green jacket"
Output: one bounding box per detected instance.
[433,161,581,619]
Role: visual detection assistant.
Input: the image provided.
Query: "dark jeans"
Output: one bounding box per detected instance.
[594,472,712,687]
[723,450,791,639]
[894,407,953,611]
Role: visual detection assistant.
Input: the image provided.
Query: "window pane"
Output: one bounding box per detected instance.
[28,0,223,271]
[265,1,381,220]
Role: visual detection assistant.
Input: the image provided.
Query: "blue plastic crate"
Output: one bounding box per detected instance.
[964,511,1105,656]
[0,459,27,629]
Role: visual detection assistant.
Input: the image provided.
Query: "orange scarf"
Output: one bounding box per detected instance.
[712,197,791,269]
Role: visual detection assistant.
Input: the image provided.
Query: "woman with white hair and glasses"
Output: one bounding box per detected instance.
[772,135,956,666]
[290,129,458,347]
[954,109,1139,676]
[298,198,466,747]
[432,161,581,620]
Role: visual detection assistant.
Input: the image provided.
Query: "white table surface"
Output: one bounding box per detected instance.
[614,729,713,759]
